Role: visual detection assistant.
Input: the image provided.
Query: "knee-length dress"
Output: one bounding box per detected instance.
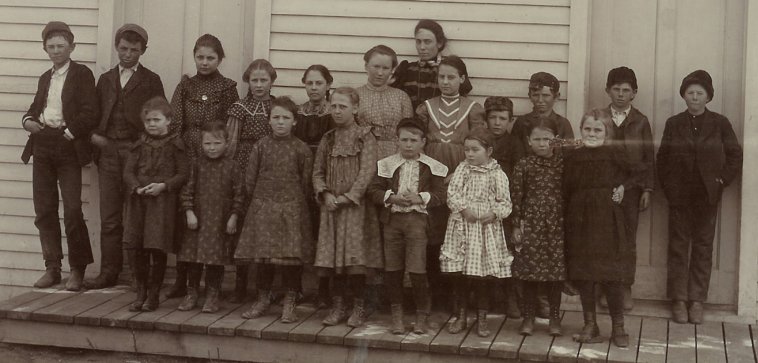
[312,124,383,274]
[169,71,239,161]
[178,156,245,265]
[235,135,314,265]
[509,154,566,281]
[123,134,189,252]
[440,159,513,278]
[356,84,413,159]
[563,146,640,283]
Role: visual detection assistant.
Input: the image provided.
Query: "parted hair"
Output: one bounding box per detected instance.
[363,45,399,69]
[193,34,225,59]
[243,58,277,83]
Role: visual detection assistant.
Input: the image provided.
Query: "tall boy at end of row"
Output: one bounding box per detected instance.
[22,21,98,291]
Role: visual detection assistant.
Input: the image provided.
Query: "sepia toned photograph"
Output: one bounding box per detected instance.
[0,0,756,362]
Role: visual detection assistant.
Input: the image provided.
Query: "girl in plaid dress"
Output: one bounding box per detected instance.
[440,127,513,336]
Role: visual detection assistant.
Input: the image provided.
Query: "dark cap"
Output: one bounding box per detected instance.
[680,69,714,101]
[484,96,514,114]
[606,66,638,90]
[116,23,148,44]
[529,72,559,93]
[42,21,73,42]
[396,117,426,135]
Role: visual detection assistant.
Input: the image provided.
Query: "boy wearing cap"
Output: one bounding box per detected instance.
[518,72,574,142]
[84,24,165,289]
[599,66,655,311]
[657,70,742,324]
[367,117,448,335]
[21,21,98,291]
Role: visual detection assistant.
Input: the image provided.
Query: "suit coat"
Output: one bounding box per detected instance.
[656,108,743,205]
[95,64,165,139]
[607,105,656,191]
[367,154,448,224]
[22,60,99,166]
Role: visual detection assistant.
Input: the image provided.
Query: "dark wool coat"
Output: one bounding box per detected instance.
[607,105,656,191]
[95,64,165,137]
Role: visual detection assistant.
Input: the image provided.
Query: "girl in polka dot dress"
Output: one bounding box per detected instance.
[166,34,239,299]
[225,59,277,303]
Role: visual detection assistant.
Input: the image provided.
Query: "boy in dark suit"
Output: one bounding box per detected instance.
[517,72,574,141]
[657,70,742,324]
[21,21,98,291]
[368,118,447,335]
[84,24,165,289]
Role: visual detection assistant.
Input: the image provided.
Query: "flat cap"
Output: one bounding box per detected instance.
[42,21,73,42]
[116,23,148,44]
[529,72,560,93]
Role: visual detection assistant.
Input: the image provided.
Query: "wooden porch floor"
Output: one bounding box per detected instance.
[0,286,755,363]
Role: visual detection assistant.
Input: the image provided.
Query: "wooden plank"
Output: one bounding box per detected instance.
[207,302,251,336]
[400,310,450,352]
[667,320,696,363]
[31,288,125,324]
[5,289,76,320]
[520,316,557,361]
[429,313,476,354]
[459,313,505,356]
[235,304,282,339]
[0,24,98,44]
[0,0,98,9]
[343,311,403,349]
[548,310,582,363]
[488,315,524,359]
[262,303,317,340]
[751,324,758,363]
[316,316,354,345]
[722,323,755,363]
[607,315,642,363]
[289,306,328,343]
[577,313,611,363]
[0,7,99,26]
[636,317,668,363]
[0,290,51,318]
[74,291,135,326]
[100,293,145,328]
[129,295,185,330]
[696,321,727,363]
[180,301,245,334]
[0,40,97,62]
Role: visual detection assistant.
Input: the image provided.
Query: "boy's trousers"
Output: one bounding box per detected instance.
[96,140,133,277]
[667,202,719,302]
[32,128,93,267]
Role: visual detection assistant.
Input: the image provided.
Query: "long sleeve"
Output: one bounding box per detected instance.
[400,92,413,119]
[491,169,512,220]
[509,159,527,226]
[123,147,141,194]
[343,133,378,205]
[68,65,99,139]
[164,142,189,192]
[245,141,261,198]
[312,135,329,200]
[367,174,393,207]
[390,60,409,89]
[230,160,246,216]
[220,83,239,119]
[719,116,743,186]
[180,162,197,211]
[24,74,47,122]
[656,119,674,191]
[446,164,468,213]
[415,102,430,126]
[427,173,447,209]
[300,144,314,201]
[169,76,187,136]
[639,115,656,191]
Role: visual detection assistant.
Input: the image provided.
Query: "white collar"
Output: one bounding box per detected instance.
[119,62,139,74]
[611,105,631,115]
[51,60,71,76]
[377,153,448,178]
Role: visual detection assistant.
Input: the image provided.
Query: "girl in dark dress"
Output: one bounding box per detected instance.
[123,97,189,312]
[563,109,641,348]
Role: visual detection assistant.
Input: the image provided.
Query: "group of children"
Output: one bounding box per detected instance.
[22,19,742,349]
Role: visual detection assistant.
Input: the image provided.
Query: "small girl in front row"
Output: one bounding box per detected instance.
[123,96,189,312]
[441,127,513,337]
[510,118,566,337]
[235,97,314,323]
[313,87,382,328]
[177,121,245,313]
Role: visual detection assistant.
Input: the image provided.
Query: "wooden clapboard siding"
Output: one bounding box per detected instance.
[587,0,746,305]
[268,0,571,117]
[0,0,100,299]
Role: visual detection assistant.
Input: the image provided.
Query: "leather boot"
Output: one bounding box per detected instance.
[611,314,629,347]
[322,296,347,326]
[202,287,221,313]
[65,265,86,291]
[476,309,490,337]
[414,311,429,334]
[34,261,62,288]
[505,290,521,319]
[164,262,187,298]
[671,300,688,324]
[280,291,298,323]
[536,294,550,319]
[178,286,199,311]
[242,290,271,319]
[143,253,166,312]
[573,311,603,343]
[390,304,404,334]
[548,306,562,336]
[128,252,148,312]
[229,265,248,303]
[448,307,467,334]
[347,298,367,327]
[519,304,535,336]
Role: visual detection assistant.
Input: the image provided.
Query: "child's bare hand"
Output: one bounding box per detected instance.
[186,210,198,230]
[90,134,109,148]
[480,210,497,224]
[23,119,43,134]
[403,192,424,205]
[461,208,478,223]
[323,192,338,212]
[612,185,624,204]
[226,214,238,234]
[335,195,351,207]
[142,183,167,196]
[388,194,412,207]
[639,190,651,211]
[512,227,523,245]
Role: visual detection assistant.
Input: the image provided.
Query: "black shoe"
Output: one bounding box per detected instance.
[83,273,118,290]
